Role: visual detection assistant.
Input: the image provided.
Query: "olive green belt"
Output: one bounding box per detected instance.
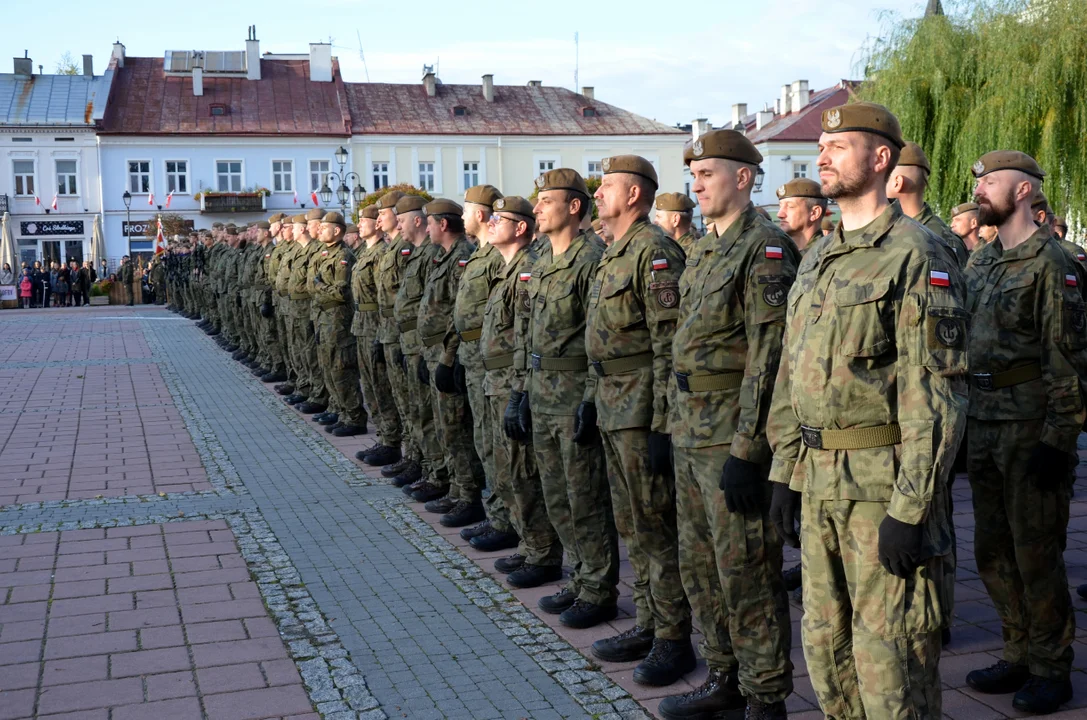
[531,354,588,372]
[458,327,482,342]
[380,308,395,318]
[590,351,654,377]
[801,423,902,451]
[483,353,515,371]
[355,302,378,312]
[289,294,310,301]
[971,362,1042,391]
[674,371,743,392]
[422,331,446,348]
[316,299,345,310]
[398,319,418,332]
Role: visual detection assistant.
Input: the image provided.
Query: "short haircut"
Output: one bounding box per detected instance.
[562,190,592,221]
[435,214,465,233]
[865,135,901,181]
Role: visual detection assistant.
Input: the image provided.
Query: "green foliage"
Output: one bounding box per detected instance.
[55,52,80,75]
[858,0,1087,218]
[89,280,113,296]
[144,214,191,241]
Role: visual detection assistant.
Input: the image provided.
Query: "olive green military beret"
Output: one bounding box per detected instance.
[394,195,426,214]
[821,217,836,232]
[321,211,346,227]
[225,226,238,236]
[424,199,464,217]
[268,212,285,223]
[685,129,763,167]
[212,222,224,229]
[291,214,307,224]
[591,218,603,234]
[255,221,271,230]
[897,141,930,174]
[360,205,379,220]
[378,190,405,210]
[226,223,237,229]
[972,150,1045,180]
[305,208,324,221]
[534,169,589,197]
[775,178,824,201]
[951,202,979,218]
[246,221,257,228]
[602,155,658,189]
[655,192,696,212]
[1054,216,1068,232]
[346,224,359,235]
[1031,189,1050,210]
[465,184,503,206]
[820,102,904,149]
[493,196,534,220]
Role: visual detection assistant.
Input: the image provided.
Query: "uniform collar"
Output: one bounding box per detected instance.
[829,202,902,252]
[607,217,651,257]
[497,246,530,278]
[540,231,590,275]
[993,224,1052,263]
[709,202,758,258]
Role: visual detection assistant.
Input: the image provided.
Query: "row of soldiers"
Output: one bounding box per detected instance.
[158,98,1084,719]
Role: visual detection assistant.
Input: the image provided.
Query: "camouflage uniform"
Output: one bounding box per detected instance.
[915,202,969,269]
[273,241,298,386]
[526,231,616,607]
[670,205,795,700]
[352,239,401,447]
[289,240,327,405]
[768,203,967,718]
[377,234,420,462]
[312,240,367,428]
[676,230,696,255]
[262,241,286,376]
[482,247,562,567]
[964,225,1084,681]
[150,260,165,304]
[241,242,264,361]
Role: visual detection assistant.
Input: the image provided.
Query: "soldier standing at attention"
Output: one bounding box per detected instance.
[949,202,983,254]
[888,142,970,267]
[963,152,1083,715]
[273,217,299,396]
[767,103,967,718]
[260,215,289,384]
[1054,216,1069,241]
[119,255,135,306]
[286,212,329,415]
[775,178,827,255]
[653,192,698,254]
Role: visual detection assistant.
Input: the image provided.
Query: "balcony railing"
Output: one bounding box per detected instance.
[0,194,8,213]
[199,193,267,214]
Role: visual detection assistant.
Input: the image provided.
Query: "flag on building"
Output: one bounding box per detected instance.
[51,194,58,210]
[165,191,174,209]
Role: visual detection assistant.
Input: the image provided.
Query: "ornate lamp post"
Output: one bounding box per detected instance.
[122,190,132,268]
[318,146,366,216]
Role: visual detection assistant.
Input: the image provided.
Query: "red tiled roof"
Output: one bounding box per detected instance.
[727,81,859,144]
[99,56,351,136]
[345,82,683,136]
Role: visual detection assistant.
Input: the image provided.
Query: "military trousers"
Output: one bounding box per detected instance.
[534,413,618,607]
[275,295,293,383]
[289,300,325,404]
[967,417,1074,679]
[257,295,284,375]
[403,347,446,482]
[461,344,511,530]
[601,428,690,639]
[382,340,420,463]
[425,347,484,501]
[800,493,943,719]
[674,445,791,704]
[356,329,401,447]
[316,308,367,427]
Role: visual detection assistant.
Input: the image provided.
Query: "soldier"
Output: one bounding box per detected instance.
[254,221,287,383]
[775,177,827,254]
[300,208,337,422]
[119,255,135,306]
[962,151,1083,714]
[949,202,983,254]
[887,141,970,267]
[1034,191,1087,273]
[482,196,564,588]
[273,217,298,396]
[653,192,698,253]
[767,102,966,719]
[820,216,835,237]
[418,199,486,526]
[657,133,796,719]
[353,204,403,467]
[1054,216,1068,241]
[524,168,620,630]
[149,255,166,304]
[284,211,329,414]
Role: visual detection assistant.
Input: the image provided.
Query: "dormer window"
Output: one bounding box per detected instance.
[209,104,227,117]
[581,106,597,117]
[452,105,468,117]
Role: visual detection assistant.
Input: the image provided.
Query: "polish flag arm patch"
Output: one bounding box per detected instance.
[651,258,669,271]
[518,272,532,282]
[1066,274,1078,287]
[458,259,468,267]
[400,248,411,256]
[765,246,784,259]
[340,260,349,266]
[929,271,950,287]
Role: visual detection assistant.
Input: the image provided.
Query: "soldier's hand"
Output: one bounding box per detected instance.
[434,362,456,393]
[1029,442,1071,490]
[518,392,532,437]
[417,356,430,385]
[260,302,273,318]
[769,483,801,548]
[453,359,467,395]
[394,348,405,371]
[504,392,527,442]
[877,515,923,579]
[573,402,598,445]
[371,341,385,367]
[647,432,673,476]
[720,455,767,514]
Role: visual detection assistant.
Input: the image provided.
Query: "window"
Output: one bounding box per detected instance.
[128,160,150,194]
[463,161,479,189]
[56,160,78,196]
[11,137,31,143]
[272,160,293,193]
[216,161,242,192]
[13,160,35,196]
[419,162,435,192]
[210,104,227,117]
[165,160,188,194]
[453,106,467,117]
[55,137,74,143]
[581,107,597,117]
[372,162,389,190]
[309,160,330,192]
[793,162,809,179]
[538,159,555,174]
[586,161,603,179]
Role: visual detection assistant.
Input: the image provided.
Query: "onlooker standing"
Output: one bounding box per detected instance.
[1,263,13,285]
[119,255,135,306]
[19,268,32,307]
[82,261,96,306]
[68,261,84,307]
[53,264,69,308]
[31,261,45,308]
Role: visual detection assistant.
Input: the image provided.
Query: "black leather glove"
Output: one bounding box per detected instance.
[878,515,923,579]
[648,432,673,476]
[573,401,598,445]
[371,340,385,366]
[453,359,467,394]
[394,347,405,371]
[416,356,430,385]
[260,301,273,318]
[504,392,527,442]
[518,392,532,437]
[720,455,768,514]
[434,362,456,393]
[769,483,802,548]
[1029,442,1070,490]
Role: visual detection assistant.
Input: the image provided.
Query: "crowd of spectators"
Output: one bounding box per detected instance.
[4,260,98,308]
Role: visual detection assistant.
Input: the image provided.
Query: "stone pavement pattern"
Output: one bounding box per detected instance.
[4,305,1087,719]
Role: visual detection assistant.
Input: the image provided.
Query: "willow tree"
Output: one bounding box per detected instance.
[859,0,1087,221]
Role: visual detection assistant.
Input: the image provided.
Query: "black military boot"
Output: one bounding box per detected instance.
[658,668,746,720]
[744,698,787,720]
[224,344,239,353]
[460,519,491,541]
[403,478,428,496]
[205,327,219,336]
[251,366,268,377]
[297,402,327,414]
[1013,676,1073,714]
[559,599,618,629]
[244,359,261,369]
[942,627,952,647]
[966,660,1031,694]
[275,383,294,395]
[538,587,576,615]
[493,554,525,574]
[411,482,449,503]
[1078,583,1087,600]
[333,424,365,437]
[440,500,485,528]
[424,494,458,514]
[591,625,655,662]
[391,463,422,488]
[262,371,288,383]
[381,458,412,478]
[285,394,305,405]
[782,563,802,592]
[363,445,400,467]
[634,638,697,687]
[317,413,339,425]
[232,349,247,360]
[506,563,562,589]
[469,527,519,552]
[324,422,343,434]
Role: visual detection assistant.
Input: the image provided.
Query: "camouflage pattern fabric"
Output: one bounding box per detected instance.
[378,234,421,462]
[916,202,969,269]
[352,239,401,447]
[289,241,326,405]
[312,241,367,427]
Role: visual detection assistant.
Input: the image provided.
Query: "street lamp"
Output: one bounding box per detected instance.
[320,146,366,217]
[122,190,132,266]
[753,166,766,193]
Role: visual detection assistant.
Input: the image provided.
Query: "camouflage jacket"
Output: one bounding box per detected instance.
[672,203,800,459]
[964,226,1087,453]
[1057,237,1087,274]
[481,246,534,398]
[224,247,244,296]
[916,202,969,269]
[524,231,605,416]
[210,244,229,294]
[377,234,411,344]
[310,240,355,337]
[119,262,134,284]
[448,241,503,370]
[585,217,685,433]
[418,235,473,357]
[767,202,968,527]
[350,240,388,337]
[676,230,697,255]
[149,261,165,286]
[241,243,264,297]
[266,243,285,297]
[274,241,296,297]
[289,240,319,299]
[394,239,438,355]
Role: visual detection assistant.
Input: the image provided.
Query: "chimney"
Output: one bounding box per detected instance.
[692,118,712,142]
[790,80,809,114]
[82,54,93,77]
[756,105,774,130]
[192,66,204,97]
[423,71,437,97]
[245,25,261,80]
[581,86,594,101]
[13,53,32,77]
[111,42,125,68]
[527,80,542,87]
[308,43,332,82]
[482,74,494,102]
[731,103,747,128]
[780,84,792,115]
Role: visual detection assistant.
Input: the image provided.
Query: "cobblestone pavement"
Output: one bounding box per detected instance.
[5,305,1087,719]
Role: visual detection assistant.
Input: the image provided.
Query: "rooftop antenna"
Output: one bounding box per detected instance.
[574,32,579,92]
[356,29,370,82]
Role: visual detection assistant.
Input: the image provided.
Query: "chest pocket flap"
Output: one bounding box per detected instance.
[835,277,893,358]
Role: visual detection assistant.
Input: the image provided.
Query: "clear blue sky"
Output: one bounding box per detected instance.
[7,0,924,127]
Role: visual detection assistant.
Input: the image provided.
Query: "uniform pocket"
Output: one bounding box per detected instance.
[835,278,893,358]
[997,273,1037,331]
[600,272,644,331]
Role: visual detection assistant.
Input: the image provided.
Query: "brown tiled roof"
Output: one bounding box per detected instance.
[345,82,683,136]
[99,56,351,136]
[739,82,858,144]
